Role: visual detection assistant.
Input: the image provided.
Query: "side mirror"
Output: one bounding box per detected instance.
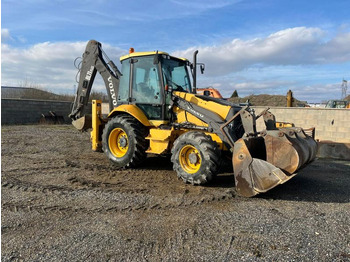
[200,64,205,74]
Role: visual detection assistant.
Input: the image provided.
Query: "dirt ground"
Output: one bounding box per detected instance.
[1,125,350,261]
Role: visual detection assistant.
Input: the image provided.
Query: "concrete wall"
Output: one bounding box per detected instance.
[253,106,350,143]
[2,99,77,125]
[102,103,349,143]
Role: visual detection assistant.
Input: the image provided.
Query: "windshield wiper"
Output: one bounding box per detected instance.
[165,77,184,90]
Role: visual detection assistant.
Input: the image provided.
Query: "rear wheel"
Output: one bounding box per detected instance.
[171,131,220,185]
[102,115,148,168]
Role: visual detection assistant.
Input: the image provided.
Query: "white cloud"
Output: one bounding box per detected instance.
[315,32,350,63]
[172,27,350,76]
[1,41,126,93]
[1,28,13,41]
[230,80,294,91]
[197,77,295,98]
[207,78,343,103]
[293,83,342,102]
[1,27,349,102]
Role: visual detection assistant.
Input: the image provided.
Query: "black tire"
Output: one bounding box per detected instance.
[171,131,220,185]
[102,115,148,168]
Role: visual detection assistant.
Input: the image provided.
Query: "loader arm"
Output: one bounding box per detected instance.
[69,40,121,130]
[171,92,245,145]
[170,92,317,197]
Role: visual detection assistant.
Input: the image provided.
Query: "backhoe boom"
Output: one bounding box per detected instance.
[69,40,121,129]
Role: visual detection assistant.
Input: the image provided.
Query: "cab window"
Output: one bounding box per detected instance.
[118,59,130,102]
[162,58,192,93]
[132,56,162,104]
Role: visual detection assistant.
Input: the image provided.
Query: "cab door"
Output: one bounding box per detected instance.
[130,56,164,120]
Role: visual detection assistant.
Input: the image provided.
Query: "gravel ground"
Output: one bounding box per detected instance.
[1,125,350,261]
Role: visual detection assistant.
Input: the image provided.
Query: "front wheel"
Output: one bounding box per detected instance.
[171,131,220,185]
[102,115,148,168]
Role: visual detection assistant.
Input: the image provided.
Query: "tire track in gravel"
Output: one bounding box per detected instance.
[2,164,70,174]
[2,177,237,215]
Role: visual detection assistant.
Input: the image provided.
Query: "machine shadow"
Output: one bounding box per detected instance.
[141,157,349,204]
[257,160,350,204]
[141,155,174,171]
[142,155,236,188]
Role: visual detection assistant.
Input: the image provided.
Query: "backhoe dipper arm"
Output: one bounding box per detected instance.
[69,40,121,122]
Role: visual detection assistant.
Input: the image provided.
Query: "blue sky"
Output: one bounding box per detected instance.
[2,0,350,102]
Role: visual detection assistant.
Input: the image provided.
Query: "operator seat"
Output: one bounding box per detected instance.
[138,82,151,94]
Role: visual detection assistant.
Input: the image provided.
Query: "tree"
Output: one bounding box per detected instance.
[89,91,109,102]
[230,90,239,98]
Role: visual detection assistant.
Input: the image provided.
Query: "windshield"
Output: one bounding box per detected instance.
[162,58,192,92]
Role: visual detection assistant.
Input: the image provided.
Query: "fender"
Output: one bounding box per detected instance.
[108,104,151,127]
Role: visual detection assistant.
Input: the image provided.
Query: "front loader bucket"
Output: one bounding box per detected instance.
[232,128,317,197]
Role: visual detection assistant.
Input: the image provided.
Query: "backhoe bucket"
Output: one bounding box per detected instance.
[232,128,317,197]
[71,115,92,131]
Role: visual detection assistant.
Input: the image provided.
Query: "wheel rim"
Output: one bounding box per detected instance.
[108,128,129,157]
[179,145,201,174]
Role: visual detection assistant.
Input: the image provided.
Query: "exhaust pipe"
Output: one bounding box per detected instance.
[192,50,199,91]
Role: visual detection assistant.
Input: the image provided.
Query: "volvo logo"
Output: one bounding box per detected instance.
[108,76,118,106]
[186,106,204,118]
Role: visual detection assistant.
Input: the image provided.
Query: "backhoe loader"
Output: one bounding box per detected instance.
[69,40,317,197]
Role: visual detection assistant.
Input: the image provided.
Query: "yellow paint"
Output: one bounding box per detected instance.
[148,120,169,127]
[108,106,168,127]
[120,51,188,63]
[179,145,201,174]
[120,51,169,61]
[108,128,129,157]
[170,93,228,151]
[173,106,208,127]
[173,92,230,120]
[205,132,225,150]
[90,100,102,152]
[276,122,294,128]
[177,57,189,62]
[108,104,151,127]
[146,128,173,154]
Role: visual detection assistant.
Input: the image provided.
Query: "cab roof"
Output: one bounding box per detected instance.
[120,51,168,61]
[120,51,189,62]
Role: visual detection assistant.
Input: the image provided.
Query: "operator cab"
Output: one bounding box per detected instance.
[119,51,192,120]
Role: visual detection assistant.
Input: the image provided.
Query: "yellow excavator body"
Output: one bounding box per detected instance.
[70,40,318,198]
